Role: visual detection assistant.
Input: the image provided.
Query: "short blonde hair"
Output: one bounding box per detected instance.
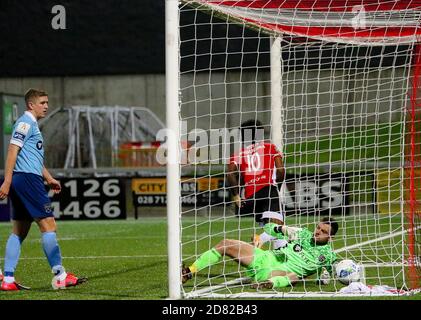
[24,89,48,105]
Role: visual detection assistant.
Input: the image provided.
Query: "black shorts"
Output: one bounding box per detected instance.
[237,185,280,223]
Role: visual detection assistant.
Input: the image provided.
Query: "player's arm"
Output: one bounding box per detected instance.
[0,144,20,199]
[264,222,301,240]
[226,162,241,207]
[263,222,303,240]
[274,155,285,185]
[263,222,284,238]
[42,166,61,194]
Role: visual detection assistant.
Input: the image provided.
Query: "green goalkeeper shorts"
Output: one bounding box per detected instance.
[246,248,290,282]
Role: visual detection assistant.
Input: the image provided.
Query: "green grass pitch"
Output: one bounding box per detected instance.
[0,219,167,300]
[0,217,419,300]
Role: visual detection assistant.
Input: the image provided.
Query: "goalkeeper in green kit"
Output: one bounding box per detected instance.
[182,217,338,289]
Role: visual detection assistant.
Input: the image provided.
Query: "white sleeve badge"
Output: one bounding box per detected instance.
[10,122,31,147]
[16,122,31,135]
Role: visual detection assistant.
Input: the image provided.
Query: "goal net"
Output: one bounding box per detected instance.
[166,0,421,298]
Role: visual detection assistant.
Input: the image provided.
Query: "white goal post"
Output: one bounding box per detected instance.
[166,0,421,299]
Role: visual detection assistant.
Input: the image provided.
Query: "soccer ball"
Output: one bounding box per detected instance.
[335,259,361,285]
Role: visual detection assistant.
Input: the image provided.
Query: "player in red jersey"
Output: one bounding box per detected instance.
[226,119,286,248]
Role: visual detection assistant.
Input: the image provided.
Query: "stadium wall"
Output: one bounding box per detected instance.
[0,75,166,123]
[0,67,406,132]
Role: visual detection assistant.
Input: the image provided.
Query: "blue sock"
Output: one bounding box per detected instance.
[4,234,23,276]
[41,232,63,274]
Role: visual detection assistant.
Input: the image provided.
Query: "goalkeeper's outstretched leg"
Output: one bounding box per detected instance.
[182,239,256,284]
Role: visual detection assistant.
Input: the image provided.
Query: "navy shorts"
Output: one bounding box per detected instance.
[9,172,54,221]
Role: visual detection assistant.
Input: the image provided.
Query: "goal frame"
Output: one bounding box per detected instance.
[166,0,182,299]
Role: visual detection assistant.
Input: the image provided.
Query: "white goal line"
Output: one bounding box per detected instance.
[185,277,419,299]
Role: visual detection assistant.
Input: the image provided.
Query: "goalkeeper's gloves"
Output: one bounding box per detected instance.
[316,268,331,285]
[332,261,339,276]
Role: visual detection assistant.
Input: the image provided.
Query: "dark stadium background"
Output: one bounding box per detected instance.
[0,0,166,76]
[0,0,404,78]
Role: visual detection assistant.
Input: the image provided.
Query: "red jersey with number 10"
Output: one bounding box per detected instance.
[229,141,282,199]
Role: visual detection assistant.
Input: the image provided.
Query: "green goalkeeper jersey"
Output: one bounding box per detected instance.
[264,223,337,278]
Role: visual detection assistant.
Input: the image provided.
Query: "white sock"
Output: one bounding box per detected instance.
[273,239,288,250]
[259,232,275,244]
[59,272,67,281]
[52,265,67,281]
[4,276,15,284]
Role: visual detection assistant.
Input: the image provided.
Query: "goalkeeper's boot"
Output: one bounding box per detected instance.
[1,280,30,291]
[181,264,192,284]
[52,272,88,290]
[0,271,3,283]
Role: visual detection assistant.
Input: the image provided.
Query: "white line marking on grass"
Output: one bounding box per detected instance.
[23,235,178,242]
[0,254,198,261]
[0,254,168,260]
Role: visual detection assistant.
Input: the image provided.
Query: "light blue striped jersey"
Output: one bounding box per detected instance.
[10,111,44,176]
